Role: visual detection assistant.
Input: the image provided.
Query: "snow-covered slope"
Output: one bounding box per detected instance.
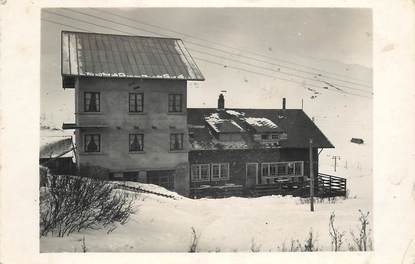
[40,183,371,252]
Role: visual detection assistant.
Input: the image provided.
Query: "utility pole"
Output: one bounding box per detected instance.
[309,138,314,212]
[332,156,341,172]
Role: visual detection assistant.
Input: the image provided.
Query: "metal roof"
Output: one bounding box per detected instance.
[61,31,205,81]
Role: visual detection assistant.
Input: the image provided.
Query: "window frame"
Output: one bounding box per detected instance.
[261,161,304,178]
[84,92,101,112]
[211,163,230,181]
[168,94,183,113]
[129,133,144,152]
[191,164,210,182]
[170,133,184,151]
[84,134,101,153]
[129,93,144,113]
[261,134,270,140]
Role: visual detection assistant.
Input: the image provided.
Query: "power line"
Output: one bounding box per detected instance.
[194,57,371,98]
[190,49,372,95]
[46,9,372,95]
[41,16,371,99]
[91,8,372,87]
[42,18,92,33]
[61,8,372,91]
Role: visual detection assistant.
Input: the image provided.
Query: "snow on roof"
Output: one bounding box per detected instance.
[225,110,245,117]
[204,113,245,133]
[244,117,278,129]
[40,128,74,158]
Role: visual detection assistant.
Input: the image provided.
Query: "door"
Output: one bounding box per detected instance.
[246,163,258,188]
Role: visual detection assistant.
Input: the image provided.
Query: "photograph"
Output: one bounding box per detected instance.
[38,7,374,253]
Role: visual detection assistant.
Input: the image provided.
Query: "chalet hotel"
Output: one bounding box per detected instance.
[61,31,341,198]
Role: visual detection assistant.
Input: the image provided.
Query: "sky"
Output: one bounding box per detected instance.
[41,8,372,128]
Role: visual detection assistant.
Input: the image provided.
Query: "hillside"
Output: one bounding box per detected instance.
[40,182,371,252]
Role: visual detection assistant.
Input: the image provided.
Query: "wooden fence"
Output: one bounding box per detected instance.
[317,173,347,197]
[251,173,347,198]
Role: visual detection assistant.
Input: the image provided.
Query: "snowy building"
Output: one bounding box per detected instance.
[187,95,342,198]
[61,31,204,196]
[40,128,75,175]
[59,31,344,198]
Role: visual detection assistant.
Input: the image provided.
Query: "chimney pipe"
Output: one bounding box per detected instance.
[218,93,225,109]
[282,98,286,109]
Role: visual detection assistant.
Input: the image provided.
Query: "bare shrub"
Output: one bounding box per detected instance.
[329,212,345,251]
[350,210,371,251]
[189,227,200,253]
[40,173,135,237]
[81,236,87,253]
[303,230,319,251]
[250,238,262,252]
[298,197,338,204]
[79,164,110,180]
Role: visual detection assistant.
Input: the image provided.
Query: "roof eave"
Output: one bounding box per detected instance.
[61,73,204,81]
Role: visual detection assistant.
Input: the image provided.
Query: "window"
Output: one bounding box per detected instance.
[271,134,279,140]
[261,134,269,140]
[277,163,287,176]
[84,134,101,152]
[168,94,182,112]
[84,92,100,112]
[211,163,229,181]
[211,164,220,180]
[170,133,184,150]
[191,164,210,182]
[129,93,144,112]
[129,134,144,152]
[261,162,303,177]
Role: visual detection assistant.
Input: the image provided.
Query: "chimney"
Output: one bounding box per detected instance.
[282,98,286,109]
[218,93,225,109]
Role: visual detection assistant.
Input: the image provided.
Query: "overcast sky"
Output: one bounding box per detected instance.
[41,8,372,127]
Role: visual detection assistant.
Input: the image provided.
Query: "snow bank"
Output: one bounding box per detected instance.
[40,184,371,252]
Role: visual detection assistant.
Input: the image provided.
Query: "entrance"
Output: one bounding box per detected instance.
[246,163,258,188]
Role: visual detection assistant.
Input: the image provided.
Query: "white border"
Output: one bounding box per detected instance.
[1,1,414,264]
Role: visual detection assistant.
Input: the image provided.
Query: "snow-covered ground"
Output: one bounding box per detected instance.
[40,182,371,252]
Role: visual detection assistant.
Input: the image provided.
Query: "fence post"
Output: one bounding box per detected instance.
[329,176,332,197]
[309,138,314,212]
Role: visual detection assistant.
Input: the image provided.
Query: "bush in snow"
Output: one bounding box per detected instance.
[329,212,345,251]
[250,238,262,252]
[298,196,339,205]
[79,163,110,180]
[349,210,372,251]
[303,229,319,251]
[188,227,200,253]
[40,173,135,237]
[276,230,319,252]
